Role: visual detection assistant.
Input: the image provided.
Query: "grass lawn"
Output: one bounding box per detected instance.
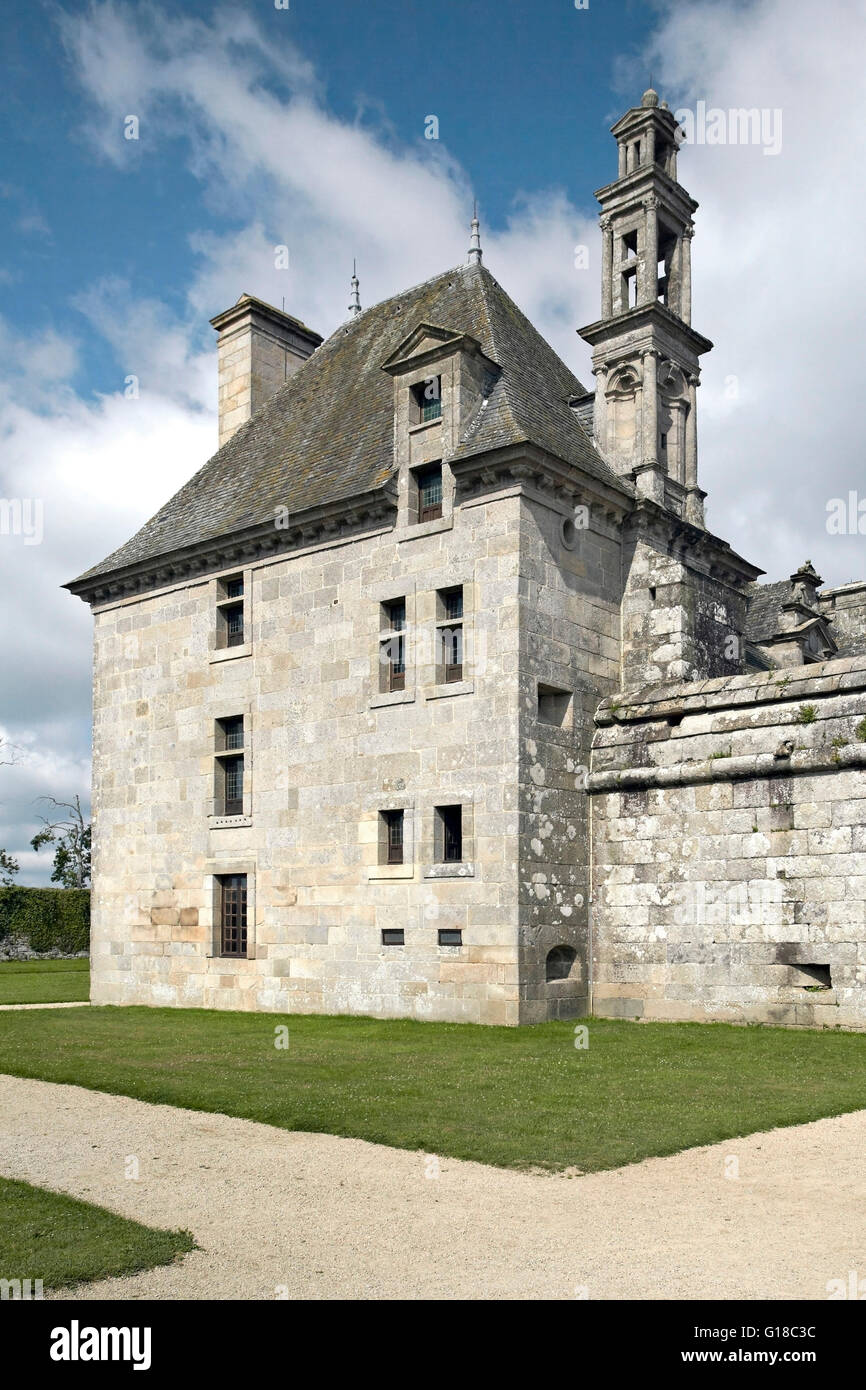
[1,1007,866,1171]
[0,959,89,1006]
[0,1175,195,1291]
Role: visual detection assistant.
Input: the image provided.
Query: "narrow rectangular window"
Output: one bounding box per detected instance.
[417,463,443,522]
[214,717,246,819]
[411,376,442,424]
[442,587,463,620]
[219,715,244,751]
[436,586,464,683]
[380,597,406,692]
[223,756,244,816]
[380,809,404,865]
[436,805,463,864]
[225,604,245,647]
[625,268,637,310]
[218,874,247,957]
[382,928,405,946]
[537,684,572,729]
[438,929,462,947]
[441,624,463,683]
[216,573,247,650]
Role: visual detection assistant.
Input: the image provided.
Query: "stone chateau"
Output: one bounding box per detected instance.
[68,90,866,1028]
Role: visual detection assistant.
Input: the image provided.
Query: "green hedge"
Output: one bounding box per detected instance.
[0,887,90,955]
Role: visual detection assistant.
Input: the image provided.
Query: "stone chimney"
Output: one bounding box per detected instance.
[210,294,322,448]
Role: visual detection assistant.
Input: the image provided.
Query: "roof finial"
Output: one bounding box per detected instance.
[468,201,483,265]
[348,259,361,316]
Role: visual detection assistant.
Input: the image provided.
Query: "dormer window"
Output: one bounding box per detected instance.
[411,376,442,424]
[415,463,443,523]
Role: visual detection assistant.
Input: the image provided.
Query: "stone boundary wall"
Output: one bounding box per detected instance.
[587,656,866,1029]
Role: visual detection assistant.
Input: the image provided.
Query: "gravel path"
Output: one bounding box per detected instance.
[1,1074,864,1300]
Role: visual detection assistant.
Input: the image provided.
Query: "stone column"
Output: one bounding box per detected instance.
[683,375,706,525]
[668,401,686,482]
[645,124,656,165]
[641,350,658,468]
[593,365,608,454]
[681,227,693,324]
[601,218,613,319]
[642,195,658,305]
[618,141,627,178]
[685,375,698,488]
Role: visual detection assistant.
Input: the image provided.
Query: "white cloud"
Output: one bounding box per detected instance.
[644,0,866,583]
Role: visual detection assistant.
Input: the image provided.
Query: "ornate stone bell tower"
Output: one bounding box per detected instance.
[579,89,710,527]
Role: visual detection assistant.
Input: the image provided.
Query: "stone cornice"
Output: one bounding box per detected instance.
[587,742,866,794]
[449,442,633,521]
[595,654,866,727]
[578,301,713,357]
[623,498,763,589]
[65,485,398,607]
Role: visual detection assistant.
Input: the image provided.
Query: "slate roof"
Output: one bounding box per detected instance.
[743,580,791,644]
[745,577,866,659]
[568,391,596,435]
[72,262,629,587]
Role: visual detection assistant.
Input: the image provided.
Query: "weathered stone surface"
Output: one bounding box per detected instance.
[589,658,866,1028]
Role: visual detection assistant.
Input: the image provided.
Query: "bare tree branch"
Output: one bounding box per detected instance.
[0,739,20,768]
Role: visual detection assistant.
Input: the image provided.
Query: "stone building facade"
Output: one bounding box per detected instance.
[68,91,866,1028]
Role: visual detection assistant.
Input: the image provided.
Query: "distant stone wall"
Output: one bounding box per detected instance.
[588,657,866,1029]
[0,887,90,959]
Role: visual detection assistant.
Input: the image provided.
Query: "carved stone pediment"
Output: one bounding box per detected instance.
[381,322,495,377]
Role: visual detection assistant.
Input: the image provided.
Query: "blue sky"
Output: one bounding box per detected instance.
[1,0,657,402]
[2,0,865,883]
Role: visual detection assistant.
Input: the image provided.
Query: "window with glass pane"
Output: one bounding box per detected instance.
[386,598,406,631]
[442,624,463,683]
[417,464,443,522]
[224,756,244,815]
[381,598,406,691]
[382,809,404,864]
[219,874,247,957]
[436,805,463,863]
[225,603,244,647]
[225,576,244,599]
[387,634,405,690]
[221,716,244,751]
[411,376,442,423]
[442,587,463,620]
